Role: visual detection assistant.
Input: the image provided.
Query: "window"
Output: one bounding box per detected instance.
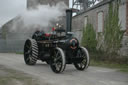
[119,3,126,30]
[84,16,88,27]
[97,12,104,32]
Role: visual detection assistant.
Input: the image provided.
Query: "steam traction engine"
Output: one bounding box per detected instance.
[24,9,90,73]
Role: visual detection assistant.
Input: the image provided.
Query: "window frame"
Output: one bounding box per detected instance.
[97,11,104,33]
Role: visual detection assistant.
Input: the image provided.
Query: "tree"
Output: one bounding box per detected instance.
[87,0,103,7]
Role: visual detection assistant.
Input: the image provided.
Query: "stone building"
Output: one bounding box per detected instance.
[72,0,128,56]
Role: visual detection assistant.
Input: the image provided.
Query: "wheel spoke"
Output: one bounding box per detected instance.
[50,47,66,73]
[82,59,87,64]
[74,47,89,70]
[55,56,61,62]
[56,65,60,71]
[25,51,30,55]
[81,63,84,68]
[55,52,59,58]
[25,52,29,55]
[26,45,30,49]
[56,62,62,71]
[26,57,30,62]
[29,55,32,61]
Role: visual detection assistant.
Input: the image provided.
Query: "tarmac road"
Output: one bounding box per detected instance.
[0,53,128,85]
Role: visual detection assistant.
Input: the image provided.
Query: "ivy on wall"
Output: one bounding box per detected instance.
[81,0,124,54]
[81,23,97,52]
[104,0,124,54]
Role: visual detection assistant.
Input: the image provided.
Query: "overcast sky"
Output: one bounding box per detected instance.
[0,0,94,28]
[0,0,26,27]
[0,0,74,28]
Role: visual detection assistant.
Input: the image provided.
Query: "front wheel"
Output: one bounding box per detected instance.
[50,47,66,73]
[74,47,90,70]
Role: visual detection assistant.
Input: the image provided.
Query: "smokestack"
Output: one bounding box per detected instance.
[66,9,72,33]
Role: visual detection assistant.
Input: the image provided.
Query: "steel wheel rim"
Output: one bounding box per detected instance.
[50,47,66,73]
[75,48,87,70]
[53,50,63,72]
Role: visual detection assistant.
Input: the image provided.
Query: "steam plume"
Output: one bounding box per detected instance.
[10,2,67,33]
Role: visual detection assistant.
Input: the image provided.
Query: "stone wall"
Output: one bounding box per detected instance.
[0,39,25,53]
[72,0,128,56]
[72,1,109,41]
[126,1,128,34]
[0,16,33,53]
[120,0,128,56]
[0,32,32,53]
[120,35,128,56]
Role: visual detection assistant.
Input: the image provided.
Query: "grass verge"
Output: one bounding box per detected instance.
[16,52,23,54]
[90,60,128,73]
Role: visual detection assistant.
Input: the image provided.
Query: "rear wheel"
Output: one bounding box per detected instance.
[50,47,66,73]
[24,39,38,65]
[74,47,89,70]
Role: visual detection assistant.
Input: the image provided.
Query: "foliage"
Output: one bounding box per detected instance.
[81,23,97,52]
[90,59,128,72]
[88,0,102,7]
[104,0,124,54]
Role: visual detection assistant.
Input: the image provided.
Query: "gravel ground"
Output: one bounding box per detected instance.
[0,53,128,85]
[0,65,39,85]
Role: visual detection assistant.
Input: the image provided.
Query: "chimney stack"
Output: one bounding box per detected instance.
[66,9,72,33]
